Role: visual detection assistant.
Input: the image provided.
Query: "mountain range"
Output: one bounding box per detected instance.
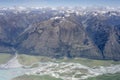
[0,7,120,60]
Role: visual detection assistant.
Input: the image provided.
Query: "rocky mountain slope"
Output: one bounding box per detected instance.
[0,7,120,60]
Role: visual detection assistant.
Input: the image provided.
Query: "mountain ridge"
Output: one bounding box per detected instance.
[0,7,120,60]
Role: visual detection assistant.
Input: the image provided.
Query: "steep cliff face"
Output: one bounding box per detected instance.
[84,13,120,60]
[0,8,120,60]
[104,25,120,60]
[16,18,102,59]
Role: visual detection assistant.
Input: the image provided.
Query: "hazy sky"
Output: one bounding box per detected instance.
[0,0,120,7]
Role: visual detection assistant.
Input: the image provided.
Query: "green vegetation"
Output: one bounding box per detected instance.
[75,74,86,78]
[86,73,120,80]
[30,63,39,68]
[17,54,53,66]
[56,58,120,67]
[59,71,76,77]
[78,68,88,73]
[0,53,13,64]
[17,54,120,67]
[12,75,63,80]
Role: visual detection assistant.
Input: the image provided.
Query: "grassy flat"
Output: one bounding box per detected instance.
[17,54,53,66]
[0,53,13,64]
[17,54,120,67]
[12,75,63,80]
[56,58,120,67]
[86,73,120,80]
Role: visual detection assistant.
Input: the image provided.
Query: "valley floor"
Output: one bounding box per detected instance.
[0,53,120,80]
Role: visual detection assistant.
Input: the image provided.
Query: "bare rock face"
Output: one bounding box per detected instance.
[0,8,120,60]
[104,26,120,60]
[16,18,102,59]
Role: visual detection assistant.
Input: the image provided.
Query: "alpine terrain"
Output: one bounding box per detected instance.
[0,7,120,60]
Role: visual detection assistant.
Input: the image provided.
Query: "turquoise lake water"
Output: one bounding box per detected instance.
[0,68,26,80]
